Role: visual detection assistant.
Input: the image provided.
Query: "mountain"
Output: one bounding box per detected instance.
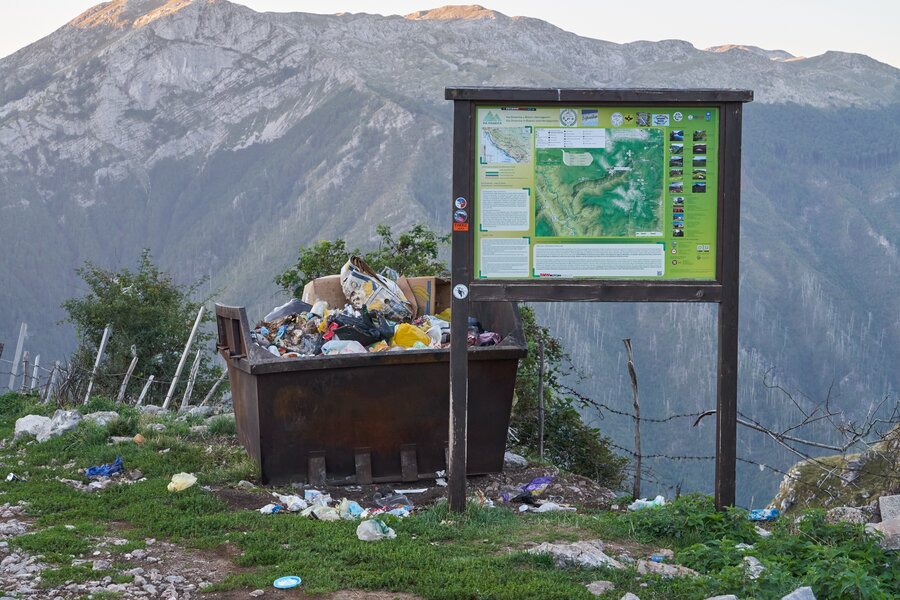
[1,0,898,504]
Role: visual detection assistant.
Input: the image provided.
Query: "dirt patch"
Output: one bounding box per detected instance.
[208,590,423,599]
[212,464,613,514]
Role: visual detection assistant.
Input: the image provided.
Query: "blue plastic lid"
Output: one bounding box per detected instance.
[273,576,302,589]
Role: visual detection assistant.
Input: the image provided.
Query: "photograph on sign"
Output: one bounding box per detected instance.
[474,106,719,280]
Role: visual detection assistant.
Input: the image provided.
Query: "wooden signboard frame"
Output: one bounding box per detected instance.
[445,87,753,511]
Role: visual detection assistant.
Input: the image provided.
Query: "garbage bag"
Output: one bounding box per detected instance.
[749,508,779,521]
[627,495,666,510]
[259,503,284,514]
[264,299,313,323]
[167,472,197,492]
[310,505,341,521]
[331,308,393,346]
[338,498,365,520]
[393,323,431,348]
[86,455,124,479]
[273,493,308,512]
[356,519,396,541]
[340,256,413,321]
[321,340,367,355]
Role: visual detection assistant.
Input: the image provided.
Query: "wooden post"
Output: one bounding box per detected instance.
[19,352,29,394]
[714,102,744,510]
[136,375,155,406]
[29,354,40,392]
[162,306,205,410]
[179,350,203,411]
[623,339,641,500]
[447,97,474,512]
[537,337,545,460]
[83,325,112,403]
[199,371,227,407]
[116,347,139,404]
[0,342,4,362]
[43,361,60,404]
[7,323,26,392]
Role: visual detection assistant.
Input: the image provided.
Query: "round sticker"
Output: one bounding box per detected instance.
[453,209,468,223]
[454,197,467,209]
[610,112,624,127]
[673,111,683,122]
[273,576,302,589]
[559,108,577,127]
[453,284,469,299]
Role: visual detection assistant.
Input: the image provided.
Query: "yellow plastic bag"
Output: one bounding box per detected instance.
[393,323,431,348]
[167,472,197,492]
[435,308,451,322]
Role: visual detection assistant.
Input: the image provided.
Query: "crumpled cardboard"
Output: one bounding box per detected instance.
[340,256,413,321]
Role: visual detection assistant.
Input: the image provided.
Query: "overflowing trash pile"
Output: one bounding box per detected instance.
[251,257,500,358]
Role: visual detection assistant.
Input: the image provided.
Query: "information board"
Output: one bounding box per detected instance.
[473,105,719,280]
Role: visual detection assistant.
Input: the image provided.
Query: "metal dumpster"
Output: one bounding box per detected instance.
[215,300,526,485]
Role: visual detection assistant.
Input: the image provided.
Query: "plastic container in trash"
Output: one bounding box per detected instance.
[215,289,526,486]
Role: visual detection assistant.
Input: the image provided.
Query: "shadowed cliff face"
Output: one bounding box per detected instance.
[0,1,897,501]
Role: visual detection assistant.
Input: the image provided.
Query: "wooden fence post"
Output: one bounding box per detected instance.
[83,325,112,403]
[179,350,203,412]
[623,338,641,500]
[29,354,40,392]
[199,371,227,407]
[7,323,26,392]
[43,361,60,404]
[162,306,205,410]
[136,375,155,407]
[19,352,29,394]
[116,347,139,404]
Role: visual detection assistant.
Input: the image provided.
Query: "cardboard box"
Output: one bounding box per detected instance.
[404,277,451,317]
[301,275,346,308]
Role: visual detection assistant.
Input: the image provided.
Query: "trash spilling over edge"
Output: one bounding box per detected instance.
[251,257,502,359]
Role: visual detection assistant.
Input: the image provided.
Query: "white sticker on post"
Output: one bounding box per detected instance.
[480,237,530,278]
[533,244,665,277]
[480,189,530,231]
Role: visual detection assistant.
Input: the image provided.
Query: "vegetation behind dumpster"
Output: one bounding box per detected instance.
[276,224,627,489]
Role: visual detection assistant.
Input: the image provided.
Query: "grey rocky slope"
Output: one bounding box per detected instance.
[1,1,898,502]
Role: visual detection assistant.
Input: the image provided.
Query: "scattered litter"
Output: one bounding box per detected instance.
[338,498,365,520]
[309,505,340,521]
[304,490,332,506]
[259,503,284,514]
[273,575,302,589]
[167,472,197,492]
[532,502,576,513]
[394,488,428,494]
[628,495,666,511]
[237,480,256,490]
[435,470,447,487]
[373,492,411,509]
[512,476,554,504]
[5,473,23,482]
[273,493,307,512]
[749,508,779,521]
[356,519,396,541]
[133,433,145,444]
[86,455,123,479]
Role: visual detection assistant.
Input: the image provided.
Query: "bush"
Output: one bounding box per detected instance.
[625,493,756,545]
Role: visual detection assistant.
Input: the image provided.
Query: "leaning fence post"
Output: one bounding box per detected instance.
[116,346,139,404]
[83,325,112,403]
[623,338,641,501]
[19,352,29,394]
[162,306,205,410]
[29,354,40,392]
[199,371,227,407]
[179,350,203,412]
[136,375,155,407]
[7,323,26,392]
[43,361,60,404]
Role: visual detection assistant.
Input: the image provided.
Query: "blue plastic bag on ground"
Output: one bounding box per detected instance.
[749,508,779,521]
[86,455,123,479]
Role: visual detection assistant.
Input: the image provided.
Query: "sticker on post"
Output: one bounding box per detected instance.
[453,284,469,300]
[454,197,468,209]
[453,222,469,231]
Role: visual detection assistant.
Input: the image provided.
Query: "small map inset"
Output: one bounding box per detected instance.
[535,128,664,238]
[480,127,533,164]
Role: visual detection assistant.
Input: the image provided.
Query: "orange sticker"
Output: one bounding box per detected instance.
[453,222,469,232]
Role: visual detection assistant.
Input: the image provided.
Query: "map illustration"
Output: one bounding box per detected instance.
[535,128,664,237]
[481,127,533,164]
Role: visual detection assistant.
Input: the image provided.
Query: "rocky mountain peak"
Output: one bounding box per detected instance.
[69,0,211,30]
[404,5,507,21]
[705,44,800,62]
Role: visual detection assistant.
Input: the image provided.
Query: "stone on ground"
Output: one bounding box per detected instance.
[83,411,119,426]
[527,540,624,569]
[781,587,817,600]
[704,596,738,600]
[878,494,900,521]
[866,516,900,550]
[825,506,866,525]
[620,593,640,600]
[586,580,615,595]
[503,451,528,469]
[636,559,697,577]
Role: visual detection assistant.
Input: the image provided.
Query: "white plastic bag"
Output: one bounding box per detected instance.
[167,472,197,492]
[628,495,666,511]
[273,493,307,512]
[356,519,396,541]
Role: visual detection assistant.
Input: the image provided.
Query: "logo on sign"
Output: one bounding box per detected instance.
[453,284,469,299]
[652,114,670,127]
[454,197,467,209]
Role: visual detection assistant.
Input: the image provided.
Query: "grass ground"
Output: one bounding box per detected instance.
[0,392,897,600]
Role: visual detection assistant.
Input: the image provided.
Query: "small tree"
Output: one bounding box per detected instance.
[62,250,223,404]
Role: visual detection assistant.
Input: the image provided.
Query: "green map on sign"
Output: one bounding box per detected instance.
[535,128,664,237]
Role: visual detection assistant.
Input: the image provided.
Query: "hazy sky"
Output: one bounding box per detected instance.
[1,1,898,68]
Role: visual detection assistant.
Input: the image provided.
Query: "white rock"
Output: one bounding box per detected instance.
[43,410,82,441]
[878,494,900,521]
[249,590,265,597]
[636,559,698,577]
[781,587,817,600]
[527,540,624,569]
[83,411,119,427]
[586,580,615,595]
[743,556,765,579]
[705,596,738,600]
[826,506,866,525]
[866,515,900,550]
[503,451,528,469]
[139,405,167,414]
[187,406,213,418]
[13,415,51,441]
[620,594,641,600]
